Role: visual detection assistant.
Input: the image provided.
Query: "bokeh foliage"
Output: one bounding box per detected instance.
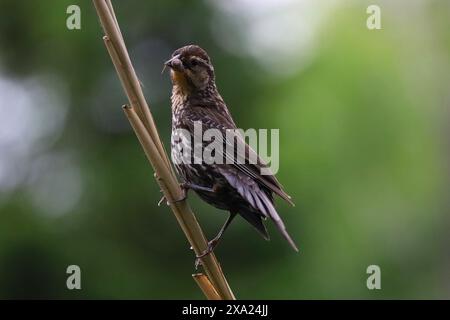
[0,0,449,299]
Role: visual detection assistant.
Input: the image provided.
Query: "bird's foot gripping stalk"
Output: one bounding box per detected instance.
[157,182,214,206]
[194,211,237,269]
[194,238,220,269]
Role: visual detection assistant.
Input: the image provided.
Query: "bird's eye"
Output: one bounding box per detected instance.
[190,59,199,67]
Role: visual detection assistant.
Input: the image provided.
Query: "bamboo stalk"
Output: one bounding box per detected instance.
[122,105,235,300]
[192,274,221,300]
[93,0,235,300]
[94,0,170,169]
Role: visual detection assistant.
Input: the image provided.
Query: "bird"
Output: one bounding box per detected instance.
[164,44,298,258]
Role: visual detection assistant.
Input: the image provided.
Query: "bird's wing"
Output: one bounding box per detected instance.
[180,106,294,206]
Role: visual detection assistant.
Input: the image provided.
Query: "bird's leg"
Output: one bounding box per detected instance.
[158,182,214,206]
[173,182,214,202]
[195,212,237,268]
[175,182,214,202]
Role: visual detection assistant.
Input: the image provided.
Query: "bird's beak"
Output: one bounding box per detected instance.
[163,54,184,73]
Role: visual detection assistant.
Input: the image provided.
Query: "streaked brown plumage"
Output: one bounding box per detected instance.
[165,45,298,255]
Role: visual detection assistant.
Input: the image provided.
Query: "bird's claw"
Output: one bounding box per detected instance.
[176,184,188,202]
[158,195,168,207]
[157,185,188,206]
[194,257,202,270]
[194,239,219,269]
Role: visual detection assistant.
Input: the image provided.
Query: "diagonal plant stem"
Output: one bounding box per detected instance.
[192,274,222,300]
[92,0,235,300]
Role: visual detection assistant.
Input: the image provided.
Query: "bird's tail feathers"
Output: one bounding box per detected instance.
[239,211,270,241]
[255,190,299,252]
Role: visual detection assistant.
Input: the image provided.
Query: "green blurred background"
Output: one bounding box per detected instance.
[0,0,449,299]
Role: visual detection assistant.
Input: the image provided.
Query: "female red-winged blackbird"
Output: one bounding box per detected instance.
[165,45,298,257]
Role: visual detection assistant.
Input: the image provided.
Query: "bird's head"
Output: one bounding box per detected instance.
[164,45,215,93]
